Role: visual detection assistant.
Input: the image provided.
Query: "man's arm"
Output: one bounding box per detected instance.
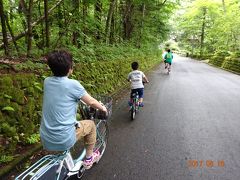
[81,93,107,113]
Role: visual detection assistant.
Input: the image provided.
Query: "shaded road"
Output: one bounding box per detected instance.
[84,56,240,180]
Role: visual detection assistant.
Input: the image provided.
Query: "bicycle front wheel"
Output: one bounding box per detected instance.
[94,120,109,160]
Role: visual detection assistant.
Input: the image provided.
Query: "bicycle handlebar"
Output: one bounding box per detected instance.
[79,96,112,120]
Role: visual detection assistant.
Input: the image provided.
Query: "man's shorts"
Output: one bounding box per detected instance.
[164,60,172,65]
[131,88,144,98]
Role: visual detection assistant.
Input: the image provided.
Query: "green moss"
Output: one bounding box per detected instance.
[0,123,17,137]
[12,89,25,104]
[23,97,35,119]
[0,76,13,87]
[221,58,240,73]
[0,111,3,122]
[0,97,11,109]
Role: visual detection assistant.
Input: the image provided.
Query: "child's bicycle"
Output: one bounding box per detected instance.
[129,92,140,120]
[15,95,112,180]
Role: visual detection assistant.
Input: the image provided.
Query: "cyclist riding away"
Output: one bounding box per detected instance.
[127,61,149,107]
[40,50,107,170]
[164,49,173,72]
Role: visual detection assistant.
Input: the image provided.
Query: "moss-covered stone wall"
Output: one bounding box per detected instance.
[209,56,240,73]
[222,57,240,73]
[0,74,44,163]
[208,56,225,67]
[0,56,160,165]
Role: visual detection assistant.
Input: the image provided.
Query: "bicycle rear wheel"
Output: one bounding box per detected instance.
[94,120,109,160]
[131,107,135,120]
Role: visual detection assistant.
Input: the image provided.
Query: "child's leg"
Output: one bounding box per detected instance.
[129,89,135,105]
[168,63,171,71]
[76,120,96,157]
[138,88,144,106]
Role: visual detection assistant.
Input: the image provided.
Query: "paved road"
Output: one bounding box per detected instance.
[83,56,240,180]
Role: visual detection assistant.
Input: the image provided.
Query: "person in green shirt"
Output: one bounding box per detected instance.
[164,49,173,72]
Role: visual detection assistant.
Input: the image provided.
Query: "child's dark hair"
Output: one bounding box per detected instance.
[47,50,73,77]
[131,61,139,70]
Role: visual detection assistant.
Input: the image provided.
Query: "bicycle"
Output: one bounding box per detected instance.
[129,92,139,120]
[15,95,112,180]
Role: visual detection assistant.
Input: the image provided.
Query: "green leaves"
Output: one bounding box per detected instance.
[3,94,12,99]
[26,133,40,144]
[33,82,43,92]
[0,155,14,164]
[2,106,15,111]
[174,0,240,56]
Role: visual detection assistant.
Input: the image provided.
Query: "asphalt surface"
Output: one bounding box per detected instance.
[83,56,240,180]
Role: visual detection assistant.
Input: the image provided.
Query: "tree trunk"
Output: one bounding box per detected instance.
[82,0,88,44]
[200,7,206,57]
[5,13,19,54]
[222,0,226,13]
[136,3,145,48]
[27,0,33,57]
[44,0,50,47]
[72,0,80,46]
[109,5,116,44]
[105,0,116,44]
[19,0,28,16]
[18,0,27,32]
[94,0,102,40]
[123,0,134,40]
[37,0,45,50]
[0,0,9,55]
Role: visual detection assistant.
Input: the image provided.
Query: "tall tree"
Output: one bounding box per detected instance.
[27,0,33,57]
[72,0,80,46]
[94,0,102,40]
[44,0,50,48]
[0,0,9,55]
[222,0,226,13]
[105,0,117,44]
[82,0,88,44]
[5,13,19,53]
[136,3,145,48]
[123,0,134,40]
[200,7,206,56]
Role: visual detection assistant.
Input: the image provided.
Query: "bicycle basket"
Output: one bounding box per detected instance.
[79,95,112,120]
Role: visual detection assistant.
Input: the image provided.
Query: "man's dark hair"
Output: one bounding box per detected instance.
[167,49,171,53]
[131,61,139,70]
[47,50,73,77]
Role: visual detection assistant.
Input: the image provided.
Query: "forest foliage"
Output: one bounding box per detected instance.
[173,0,240,58]
[171,0,240,72]
[0,0,178,59]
